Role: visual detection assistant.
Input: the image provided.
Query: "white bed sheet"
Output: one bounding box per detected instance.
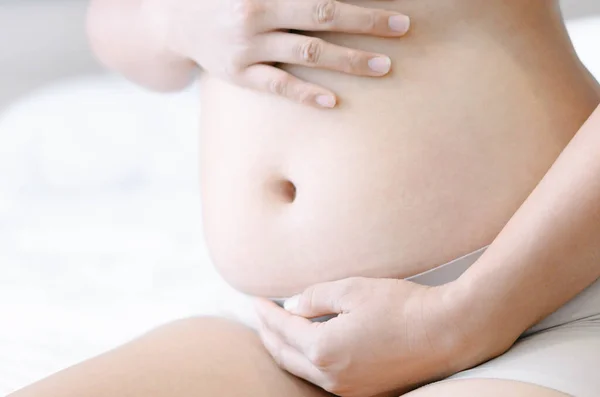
[0,78,255,394]
[1,18,600,395]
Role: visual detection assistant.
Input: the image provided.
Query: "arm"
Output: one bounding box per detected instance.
[87,0,196,91]
[454,104,600,359]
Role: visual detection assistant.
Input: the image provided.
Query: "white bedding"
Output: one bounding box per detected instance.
[1,18,600,395]
[0,78,255,394]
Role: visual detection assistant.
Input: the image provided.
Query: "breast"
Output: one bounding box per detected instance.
[198,1,599,297]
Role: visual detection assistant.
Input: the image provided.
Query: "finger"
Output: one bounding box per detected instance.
[254,298,319,353]
[258,325,324,385]
[239,64,337,108]
[265,0,410,37]
[252,32,392,77]
[284,277,366,317]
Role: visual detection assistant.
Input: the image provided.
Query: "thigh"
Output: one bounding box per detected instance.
[406,379,569,397]
[10,317,331,397]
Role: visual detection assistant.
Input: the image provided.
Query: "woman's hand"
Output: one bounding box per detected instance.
[254,277,514,397]
[148,0,410,107]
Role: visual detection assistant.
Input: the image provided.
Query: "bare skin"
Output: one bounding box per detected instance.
[11,0,599,396]
[200,0,600,296]
[11,318,331,397]
[10,317,570,397]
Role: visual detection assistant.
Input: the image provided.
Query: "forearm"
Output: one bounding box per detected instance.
[455,104,600,354]
[87,0,196,91]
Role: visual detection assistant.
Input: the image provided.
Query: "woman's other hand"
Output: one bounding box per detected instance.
[149,0,410,107]
[254,277,516,397]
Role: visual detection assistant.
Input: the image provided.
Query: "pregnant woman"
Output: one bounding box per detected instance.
[12,0,600,396]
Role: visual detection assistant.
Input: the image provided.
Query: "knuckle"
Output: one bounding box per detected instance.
[229,47,249,70]
[223,51,248,80]
[343,50,363,73]
[313,0,337,24]
[307,348,327,368]
[295,38,323,65]
[223,63,241,82]
[295,87,314,104]
[364,10,378,32]
[322,377,346,396]
[327,384,344,396]
[334,277,365,309]
[339,277,361,296]
[304,286,319,310]
[345,276,365,288]
[307,336,333,368]
[272,347,285,366]
[231,0,264,30]
[265,337,285,365]
[269,75,290,96]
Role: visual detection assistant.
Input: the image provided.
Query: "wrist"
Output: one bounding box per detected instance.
[436,275,520,373]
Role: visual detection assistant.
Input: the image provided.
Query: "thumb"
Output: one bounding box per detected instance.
[284,277,365,318]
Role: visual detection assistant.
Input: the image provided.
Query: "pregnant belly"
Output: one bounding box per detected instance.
[199,1,600,297]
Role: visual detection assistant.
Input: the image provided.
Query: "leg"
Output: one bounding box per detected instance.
[8,316,585,397]
[10,317,331,397]
[406,379,570,397]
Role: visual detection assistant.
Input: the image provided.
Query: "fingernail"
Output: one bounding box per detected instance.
[389,15,410,34]
[368,56,391,74]
[316,95,336,108]
[283,295,299,312]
